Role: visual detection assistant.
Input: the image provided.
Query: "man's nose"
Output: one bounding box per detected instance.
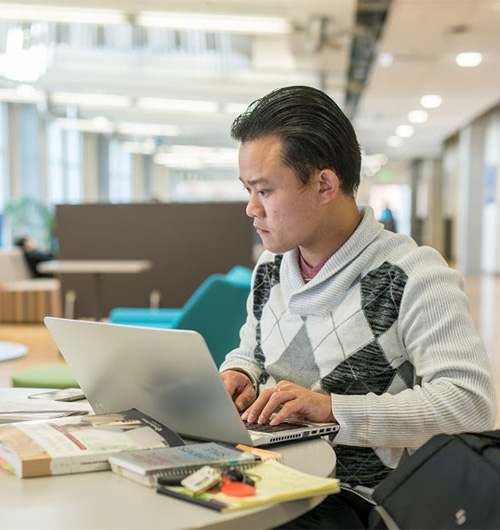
[246,194,260,218]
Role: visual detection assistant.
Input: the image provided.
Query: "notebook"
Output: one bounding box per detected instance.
[44,317,339,446]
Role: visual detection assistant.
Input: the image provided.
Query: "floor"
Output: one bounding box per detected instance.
[1,274,499,428]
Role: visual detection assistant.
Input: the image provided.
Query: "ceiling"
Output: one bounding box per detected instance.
[356,0,500,159]
[0,0,500,164]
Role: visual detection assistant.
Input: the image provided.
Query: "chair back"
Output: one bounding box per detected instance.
[225,265,252,285]
[176,274,251,367]
[0,249,31,286]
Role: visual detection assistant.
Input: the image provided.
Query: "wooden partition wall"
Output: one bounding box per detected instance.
[55,202,254,319]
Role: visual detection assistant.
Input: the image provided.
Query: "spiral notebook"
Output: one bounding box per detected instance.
[109,442,269,487]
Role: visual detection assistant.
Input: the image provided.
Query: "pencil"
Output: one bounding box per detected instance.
[156,486,227,512]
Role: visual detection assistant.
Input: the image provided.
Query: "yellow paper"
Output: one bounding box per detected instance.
[172,459,340,512]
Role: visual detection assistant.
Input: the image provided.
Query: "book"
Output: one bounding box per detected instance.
[109,442,263,488]
[157,459,340,513]
[0,408,184,478]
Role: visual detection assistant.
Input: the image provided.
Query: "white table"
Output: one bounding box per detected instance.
[38,260,152,320]
[0,390,337,530]
[0,341,28,362]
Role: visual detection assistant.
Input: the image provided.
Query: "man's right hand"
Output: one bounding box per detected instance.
[220,370,257,412]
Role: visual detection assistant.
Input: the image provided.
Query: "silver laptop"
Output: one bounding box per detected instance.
[44,317,339,447]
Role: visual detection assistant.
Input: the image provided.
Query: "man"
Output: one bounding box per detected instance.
[219,86,496,527]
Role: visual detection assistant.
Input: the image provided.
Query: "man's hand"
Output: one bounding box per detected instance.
[240,380,335,425]
[220,370,257,412]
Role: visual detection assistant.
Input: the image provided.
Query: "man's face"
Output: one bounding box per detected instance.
[239,136,323,255]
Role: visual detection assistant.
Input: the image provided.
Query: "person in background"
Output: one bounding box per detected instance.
[218,86,496,528]
[14,236,54,278]
[379,204,397,232]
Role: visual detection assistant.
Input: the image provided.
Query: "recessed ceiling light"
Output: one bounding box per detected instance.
[455,52,482,67]
[378,52,394,68]
[386,136,403,148]
[420,94,442,109]
[395,125,414,138]
[408,110,428,123]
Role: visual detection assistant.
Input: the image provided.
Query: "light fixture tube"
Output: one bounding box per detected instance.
[137,12,291,35]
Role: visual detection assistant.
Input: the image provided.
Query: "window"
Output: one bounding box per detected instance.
[108,139,132,203]
[47,120,83,205]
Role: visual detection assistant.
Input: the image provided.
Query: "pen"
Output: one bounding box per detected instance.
[156,486,227,512]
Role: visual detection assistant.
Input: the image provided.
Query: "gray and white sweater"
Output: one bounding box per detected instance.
[220,206,496,488]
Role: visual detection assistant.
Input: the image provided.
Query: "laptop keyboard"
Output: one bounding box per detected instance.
[243,420,304,433]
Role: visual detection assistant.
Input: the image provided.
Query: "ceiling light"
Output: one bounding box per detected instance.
[224,103,250,115]
[155,146,239,168]
[386,136,403,148]
[137,12,291,35]
[122,141,156,155]
[16,84,36,97]
[154,154,203,170]
[0,87,44,103]
[137,97,218,114]
[51,92,131,108]
[408,110,428,123]
[378,52,394,68]
[92,117,113,130]
[56,118,115,134]
[117,122,179,137]
[395,125,414,138]
[455,52,483,67]
[420,95,442,109]
[0,4,126,25]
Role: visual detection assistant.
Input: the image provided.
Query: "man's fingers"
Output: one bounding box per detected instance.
[242,387,280,422]
[235,386,256,412]
[257,391,294,424]
[269,400,298,425]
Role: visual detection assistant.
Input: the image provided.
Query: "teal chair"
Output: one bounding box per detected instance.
[109,266,252,367]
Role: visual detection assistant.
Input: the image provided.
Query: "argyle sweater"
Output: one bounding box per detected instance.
[220,206,496,489]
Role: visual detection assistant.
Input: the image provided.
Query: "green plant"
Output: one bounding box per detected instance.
[4,196,54,251]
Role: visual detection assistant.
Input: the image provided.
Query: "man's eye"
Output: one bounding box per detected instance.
[258,190,268,197]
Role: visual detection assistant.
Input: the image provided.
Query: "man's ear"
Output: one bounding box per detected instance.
[317,169,339,203]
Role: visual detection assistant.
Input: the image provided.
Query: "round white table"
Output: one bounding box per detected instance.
[0,341,28,362]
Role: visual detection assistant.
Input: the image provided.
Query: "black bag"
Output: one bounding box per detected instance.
[369,431,500,529]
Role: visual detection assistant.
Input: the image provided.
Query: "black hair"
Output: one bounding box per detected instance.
[231,86,361,196]
[14,237,28,248]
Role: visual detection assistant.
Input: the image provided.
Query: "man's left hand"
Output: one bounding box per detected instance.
[240,380,336,425]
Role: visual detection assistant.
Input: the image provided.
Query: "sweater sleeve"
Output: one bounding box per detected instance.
[331,248,496,449]
[219,271,264,389]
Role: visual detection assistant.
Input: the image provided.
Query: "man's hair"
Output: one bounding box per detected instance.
[231,86,361,195]
[14,237,27,248]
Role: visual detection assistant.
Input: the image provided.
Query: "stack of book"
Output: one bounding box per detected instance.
[0,406,340,515]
